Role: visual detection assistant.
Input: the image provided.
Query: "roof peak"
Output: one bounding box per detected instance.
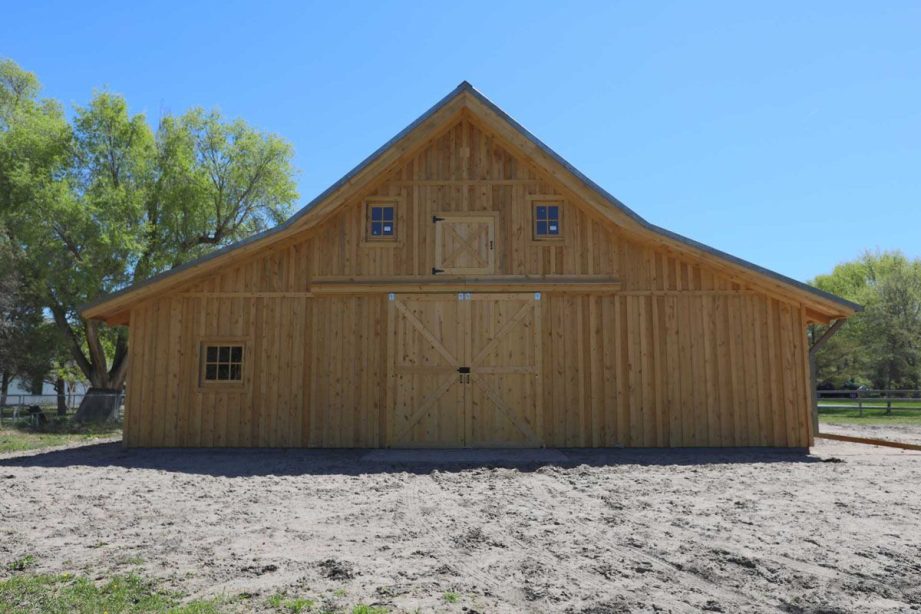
[80,81,860,321]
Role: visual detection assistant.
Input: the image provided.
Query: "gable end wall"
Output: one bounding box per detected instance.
[123,118,813,448]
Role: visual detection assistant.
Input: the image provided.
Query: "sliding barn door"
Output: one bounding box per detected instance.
[466,294,543,447]
[388,295,466,447]
[387,293,542,447]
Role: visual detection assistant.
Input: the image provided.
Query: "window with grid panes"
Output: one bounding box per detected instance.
[202,344,244,383]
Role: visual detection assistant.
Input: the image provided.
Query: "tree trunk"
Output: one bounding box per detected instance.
[48,294,131,404]
[0,371,9,407]
[51,308,130,391]
[55,378,67,416]
[74,387,121,423]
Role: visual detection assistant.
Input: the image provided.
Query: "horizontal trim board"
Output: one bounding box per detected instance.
[168,290,755,300]
[177,292,315,298]
[388,179,541,186]
[310,275,622,295]
[617,290,758,297]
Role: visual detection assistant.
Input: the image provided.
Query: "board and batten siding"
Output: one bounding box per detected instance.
[123,116,814,448]
[125,291,812,448]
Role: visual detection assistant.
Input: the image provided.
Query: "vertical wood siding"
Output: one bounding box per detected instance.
[127,291,811,448]
[123,117,813,448]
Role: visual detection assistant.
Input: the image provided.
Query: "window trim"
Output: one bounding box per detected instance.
[198,337,249,390]
[528,196,565,243]
[362,197,402,247]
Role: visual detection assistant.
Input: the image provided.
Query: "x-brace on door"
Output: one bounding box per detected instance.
[387,292,542,447]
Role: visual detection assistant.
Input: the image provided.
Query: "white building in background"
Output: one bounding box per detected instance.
[2,377,89,404]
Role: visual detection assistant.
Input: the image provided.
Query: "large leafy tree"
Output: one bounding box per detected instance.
[0,225,63,405]
[811,250,921,389]
[0,59,298,392]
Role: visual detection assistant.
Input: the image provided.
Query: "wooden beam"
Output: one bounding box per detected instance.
[309,275,622,295]
[809,319,846,356]
[177,292,315,298]
[817,432,921,452]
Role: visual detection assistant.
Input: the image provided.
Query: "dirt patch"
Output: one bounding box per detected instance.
[0,438,919,612]
[452,526,505,551]
[318,558,355,581]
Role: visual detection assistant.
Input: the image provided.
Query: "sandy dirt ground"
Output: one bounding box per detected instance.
[1,435,921,613]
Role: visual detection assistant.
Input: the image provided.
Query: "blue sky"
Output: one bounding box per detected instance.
[3,1,919,282]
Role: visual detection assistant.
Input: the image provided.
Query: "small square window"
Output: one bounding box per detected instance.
[367,202,397,241]
[533,201,562,239]
[201,343,245,384]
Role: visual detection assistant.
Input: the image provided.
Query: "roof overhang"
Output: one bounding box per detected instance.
[81,82,861,324]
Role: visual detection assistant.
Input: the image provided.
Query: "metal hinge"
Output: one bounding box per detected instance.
[432,215,445,223]
[432,267,444,275]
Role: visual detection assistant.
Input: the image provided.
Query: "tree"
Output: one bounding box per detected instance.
[863,265,921,389]
[0,229,64,407]
[0,226,23,404]
[811,250,921,389]
[0,59,298,403]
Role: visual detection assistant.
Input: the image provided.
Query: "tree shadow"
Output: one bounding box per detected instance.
[0,441,821,477]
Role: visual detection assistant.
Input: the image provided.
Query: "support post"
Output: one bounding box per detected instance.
[809,319,847,436]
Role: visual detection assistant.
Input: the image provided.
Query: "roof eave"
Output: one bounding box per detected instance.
[81,80,860,321]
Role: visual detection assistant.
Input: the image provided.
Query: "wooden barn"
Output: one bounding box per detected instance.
[82,82,859,449]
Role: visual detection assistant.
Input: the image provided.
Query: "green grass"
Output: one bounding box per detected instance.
[0,573,219,613]
[351,605,388,614]
[6,555,35,572]
[0,418,121,454]
[442,591,460,604]
[267,592,316,613]
[818,405,921,426]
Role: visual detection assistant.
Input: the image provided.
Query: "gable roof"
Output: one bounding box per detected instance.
[81,82,861,324]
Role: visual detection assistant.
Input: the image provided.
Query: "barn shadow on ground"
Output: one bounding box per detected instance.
[0,441,823,477]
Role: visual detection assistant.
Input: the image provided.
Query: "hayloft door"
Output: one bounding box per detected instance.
[433,213,496,275]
